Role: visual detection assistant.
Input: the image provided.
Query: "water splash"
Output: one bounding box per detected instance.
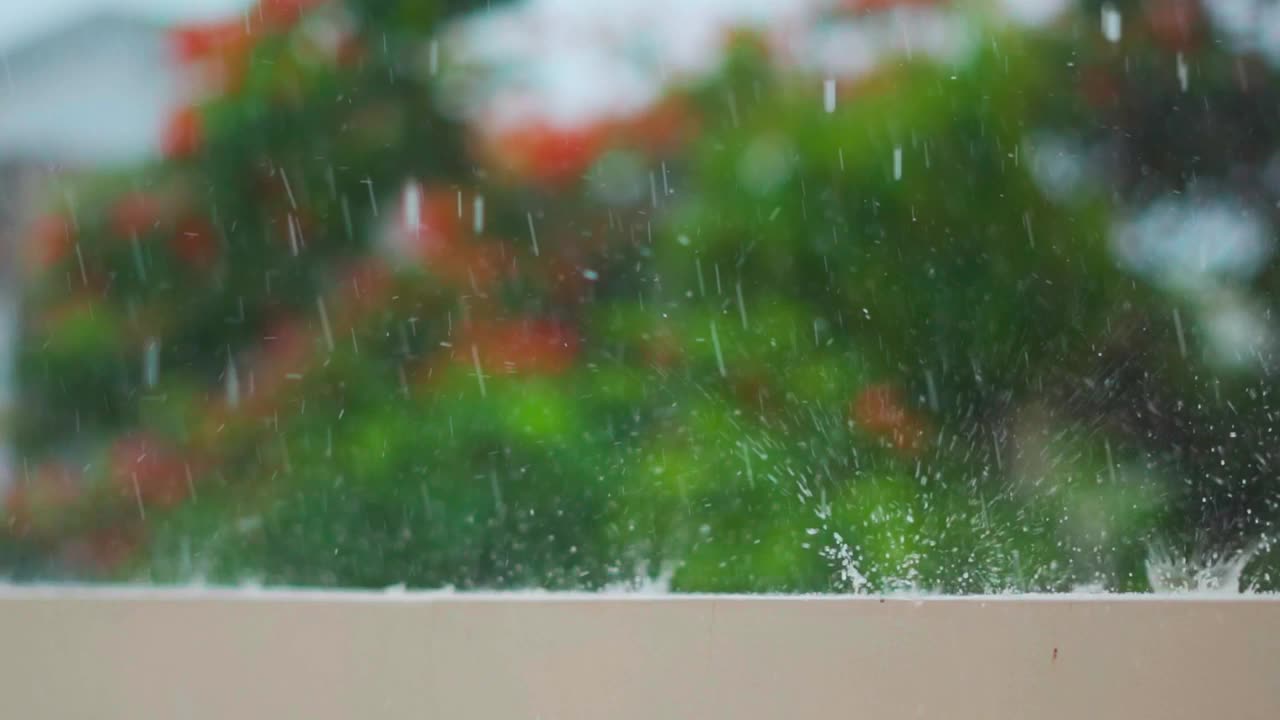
[1145,538,1268,594]
[601,563,677,594]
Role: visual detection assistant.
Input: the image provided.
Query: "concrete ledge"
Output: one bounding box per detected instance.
[0,588,1277,719]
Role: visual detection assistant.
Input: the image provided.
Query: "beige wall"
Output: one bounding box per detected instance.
[0,588,1277,719]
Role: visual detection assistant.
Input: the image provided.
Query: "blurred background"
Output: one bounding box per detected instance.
[3,0,1280,593]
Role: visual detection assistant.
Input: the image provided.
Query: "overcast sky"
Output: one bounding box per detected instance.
[0,0,252,51]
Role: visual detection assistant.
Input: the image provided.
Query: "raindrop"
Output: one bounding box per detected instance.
[1173,307,1188,358]
[317,297,335,353]
[710,320,727,378]
[471,345,487,398]
[526,212,539,256]
[736,281,749,329]
[131,473,145,520]
[1101,3,1122,43]
[225,348,240,410]
[362,178,378,216]
[143,338,160,389]
[403,183,421,233]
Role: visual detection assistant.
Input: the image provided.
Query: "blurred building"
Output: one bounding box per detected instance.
[0,11,187,488]
[0,13,182,165]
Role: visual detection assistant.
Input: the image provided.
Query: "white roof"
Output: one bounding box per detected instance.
[0,0,252,164]
[0,0,252,53]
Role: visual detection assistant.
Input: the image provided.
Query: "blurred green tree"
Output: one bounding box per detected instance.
[5,0,1279,593]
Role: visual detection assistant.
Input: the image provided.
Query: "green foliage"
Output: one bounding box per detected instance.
[8,0,1280,593]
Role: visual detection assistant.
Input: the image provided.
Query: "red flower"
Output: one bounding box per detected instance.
[260,318,313,376]
[1144,0,1201,52]
[110,434,194,509]
[334,259,396,314]
[842,0,943,13]
[170,19,258,93]
[461,320,579,377]
[59,526,144,576]
[397,185,460,258]
[169,2,322,92]
[644,323,684,370]
[4,464,81,538]
[484,123,609,187]
[111,193,164,237]
[196,316,311,439]
[161,106,204,159]
[258,0,326,29]
[540,255,596,305]
[733,372,783,414]
[26,213,74,271]
[172,216,221,268]
[625,97,698,152]
[394,183,505,289]
[480,95,697,188]
[334,34,365,67]
[852,383,928,452]
[170,20,247,64]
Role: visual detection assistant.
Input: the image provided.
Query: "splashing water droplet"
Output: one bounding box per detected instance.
[1101,3,1122,43]
[1146,540,1266,593]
